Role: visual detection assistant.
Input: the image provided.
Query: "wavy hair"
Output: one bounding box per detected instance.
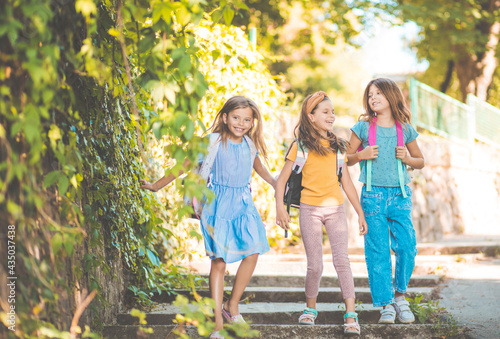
[293,92,348,156]
[360,78,412,125]
[209,96,268,159]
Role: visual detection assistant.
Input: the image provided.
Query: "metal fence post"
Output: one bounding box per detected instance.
[249,27,256,48]
[410,78,418,126]
[466,94,477,162]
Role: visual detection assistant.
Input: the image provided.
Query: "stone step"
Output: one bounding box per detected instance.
[256,253,482,263]
[154,286,434,304]
[117,302,413,325]
[212,274,441,288]
[408,240,500,256]
[290,238,500,257]
[104,323,465,338]
[187,260,450,277]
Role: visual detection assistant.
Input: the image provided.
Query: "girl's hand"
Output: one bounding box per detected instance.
[139,179,157,192]
[360,145,379,160]
[358,215,368,236]
[395,146,409,163]
[275,205,291,231]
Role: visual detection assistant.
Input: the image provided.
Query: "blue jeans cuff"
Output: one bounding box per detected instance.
[373,298,396,307]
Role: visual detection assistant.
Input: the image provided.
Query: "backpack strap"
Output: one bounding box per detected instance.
[243,134,258,167]
[337,149,344,183]
[361,118,407,197]
[395,121,407,198]
[365,117,377,192]
[290,139,308,174]
[198,133,221,182]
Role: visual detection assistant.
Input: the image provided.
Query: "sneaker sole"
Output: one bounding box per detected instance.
[397,316,415,324]
[378,319,395,324]
[344,331,361,336]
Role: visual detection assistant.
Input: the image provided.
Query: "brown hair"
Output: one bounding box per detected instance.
[293,92,348,156]
[210,96,268,159]
[360,78,412,124]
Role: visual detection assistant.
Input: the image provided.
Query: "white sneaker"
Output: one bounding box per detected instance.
[394,296,415,323]
[378,304,396,324]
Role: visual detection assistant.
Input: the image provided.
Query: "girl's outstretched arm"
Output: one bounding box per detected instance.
[340,166,368,235]
[396,139,425,169]
[346,132,379,166]
[253,156,277,188]
[274,159,294,231]
[140,159,191,192]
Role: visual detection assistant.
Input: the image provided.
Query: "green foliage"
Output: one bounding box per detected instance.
[228,0,376,102]
[173,295,259,339]
[407,294,459,337]
[407,294,440,324]
[393,0,500,102]
[130,309,154,335]
[0,0,237,336]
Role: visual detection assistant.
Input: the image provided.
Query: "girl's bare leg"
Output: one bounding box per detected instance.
[210,258,226,331]
[224,253,259,317]
[345,297,356,323]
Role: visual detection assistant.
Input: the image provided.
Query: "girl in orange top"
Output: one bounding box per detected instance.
[275,91,367,335]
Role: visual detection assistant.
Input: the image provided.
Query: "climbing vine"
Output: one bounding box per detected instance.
[0,0,250,337]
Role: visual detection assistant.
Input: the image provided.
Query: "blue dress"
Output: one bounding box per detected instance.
[200,138,270,263]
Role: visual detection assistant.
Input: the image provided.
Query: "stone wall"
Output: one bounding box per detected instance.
[338,127,500,247]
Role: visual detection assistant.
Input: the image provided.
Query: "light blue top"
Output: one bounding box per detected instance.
[211,139,253,187]
[351,121,419,187]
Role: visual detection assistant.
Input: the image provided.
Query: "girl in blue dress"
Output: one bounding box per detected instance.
[141,96,275,339]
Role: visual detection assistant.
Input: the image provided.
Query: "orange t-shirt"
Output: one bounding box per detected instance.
[286,141,345,207]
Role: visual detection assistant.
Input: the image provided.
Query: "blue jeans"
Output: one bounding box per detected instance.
[361,185,417,307]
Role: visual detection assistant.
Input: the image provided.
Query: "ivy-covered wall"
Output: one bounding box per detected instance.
[0,0,212,337]
[0,0,289,337]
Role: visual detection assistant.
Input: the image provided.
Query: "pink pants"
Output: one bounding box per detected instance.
[299,203,355,300]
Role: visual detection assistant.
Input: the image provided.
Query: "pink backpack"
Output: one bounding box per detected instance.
[358,116,407,198]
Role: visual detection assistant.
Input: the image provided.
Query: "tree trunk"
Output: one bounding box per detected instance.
[475,21,500,101]
[440,60,455,94]
[454,1,500,102]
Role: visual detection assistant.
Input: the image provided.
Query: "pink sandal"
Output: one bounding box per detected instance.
[222,304,246,324]
[344,312,361,335]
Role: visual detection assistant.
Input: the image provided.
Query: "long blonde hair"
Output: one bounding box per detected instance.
[360,78,412,124]
[210,96,268,159]
[294,92,347,156]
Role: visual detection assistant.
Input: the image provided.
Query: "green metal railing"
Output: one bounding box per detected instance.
[466,94,500,148]
[410,78,500,149]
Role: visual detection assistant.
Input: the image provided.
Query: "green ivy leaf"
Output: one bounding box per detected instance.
[179,55,192,73]
[44,171,60,188]
[223,6,234,25]
[75,0,97,17]
[52,233,63,254]
[183,119,194,140]
[147,248,161,267]
[64,234,75,256]
[58,175,70,195]
[212,8,222,23]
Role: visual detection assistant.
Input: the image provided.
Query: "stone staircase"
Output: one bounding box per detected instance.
[103,273,444,338]
[101,242,486,338]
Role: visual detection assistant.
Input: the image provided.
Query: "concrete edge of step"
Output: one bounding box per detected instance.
[103,323,471,339]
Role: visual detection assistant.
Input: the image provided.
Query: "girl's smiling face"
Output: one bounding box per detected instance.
[223,107,254,143]
[308,99,335,136]
[368,84,390,114]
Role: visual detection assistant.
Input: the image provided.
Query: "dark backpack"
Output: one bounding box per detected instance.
[283,140,345,214]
